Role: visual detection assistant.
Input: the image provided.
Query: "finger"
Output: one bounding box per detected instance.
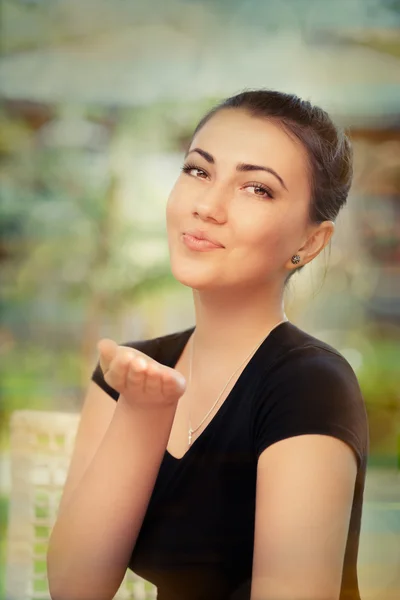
[104,351,132,391]
[143,361,163,396]
[97,338,119,374]
[162,369,186,398]
[126,354,148,390]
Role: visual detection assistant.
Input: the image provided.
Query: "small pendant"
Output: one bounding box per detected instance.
[188,428,193,446]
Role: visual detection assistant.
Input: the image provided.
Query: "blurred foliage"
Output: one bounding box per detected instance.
[385,0,400,14]
[357,338,400,411]
[0,494,8,599]
[351,34,400,59]
[0,103,170,440]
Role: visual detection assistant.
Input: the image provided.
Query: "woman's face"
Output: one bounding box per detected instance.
[166,108,313,291]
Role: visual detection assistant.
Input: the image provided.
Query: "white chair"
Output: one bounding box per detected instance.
[5,409,157,600]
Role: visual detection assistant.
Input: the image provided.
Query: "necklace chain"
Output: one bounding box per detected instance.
[187,317,288,446]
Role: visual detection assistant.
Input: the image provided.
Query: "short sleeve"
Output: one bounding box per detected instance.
[90,337,162,402]
[252,346,369,470]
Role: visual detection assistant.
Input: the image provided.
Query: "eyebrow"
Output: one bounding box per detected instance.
[185,147,288,192]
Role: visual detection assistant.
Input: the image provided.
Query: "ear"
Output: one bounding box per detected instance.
[287,221,335,269]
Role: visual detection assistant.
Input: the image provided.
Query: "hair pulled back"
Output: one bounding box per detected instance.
[189,89,354,282]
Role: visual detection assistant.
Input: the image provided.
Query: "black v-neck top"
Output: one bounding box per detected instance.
[91,321,369,600]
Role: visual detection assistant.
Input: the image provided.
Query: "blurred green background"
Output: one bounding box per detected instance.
[1,1,400,599]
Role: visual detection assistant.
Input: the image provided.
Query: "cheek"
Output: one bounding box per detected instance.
[166,186,181,225]
[238,211,282,248]
[238,211,302,261]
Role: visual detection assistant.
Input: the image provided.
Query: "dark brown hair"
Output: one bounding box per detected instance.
[189,89,353,284]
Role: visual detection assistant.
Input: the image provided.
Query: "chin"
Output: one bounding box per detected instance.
[169,261,218,290]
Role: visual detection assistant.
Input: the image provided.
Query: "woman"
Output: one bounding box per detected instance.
[47,90,369,600]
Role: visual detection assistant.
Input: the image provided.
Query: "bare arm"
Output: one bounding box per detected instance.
[47,393,175,600]
[251,434,357,600]
[47,341,186,600]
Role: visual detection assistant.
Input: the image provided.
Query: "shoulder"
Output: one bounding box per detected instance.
[259,321,366,415]
[252,322,369,468]
[274,320,351,358]
[266,321,360,386]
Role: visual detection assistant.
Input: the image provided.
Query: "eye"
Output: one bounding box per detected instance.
[181,162,208,179]
[244,183,274,199]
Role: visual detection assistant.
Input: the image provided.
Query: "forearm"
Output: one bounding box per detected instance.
[47,397,175,600]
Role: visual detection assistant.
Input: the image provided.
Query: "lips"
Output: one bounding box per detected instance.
[183,228,224,248]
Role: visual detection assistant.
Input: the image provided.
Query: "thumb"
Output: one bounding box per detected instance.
[97,338,118,374]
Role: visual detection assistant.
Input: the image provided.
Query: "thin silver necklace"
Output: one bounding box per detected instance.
[187,317,289,446]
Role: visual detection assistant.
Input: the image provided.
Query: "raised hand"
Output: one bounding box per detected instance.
[97,338,187,410]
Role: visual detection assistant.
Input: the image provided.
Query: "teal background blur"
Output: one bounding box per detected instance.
[1,1,400,598]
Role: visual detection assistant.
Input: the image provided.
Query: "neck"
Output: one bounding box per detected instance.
[190,282,288,364]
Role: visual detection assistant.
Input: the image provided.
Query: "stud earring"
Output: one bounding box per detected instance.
[291,254,301,265]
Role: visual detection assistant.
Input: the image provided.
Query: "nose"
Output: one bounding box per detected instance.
[192,180,229,223]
